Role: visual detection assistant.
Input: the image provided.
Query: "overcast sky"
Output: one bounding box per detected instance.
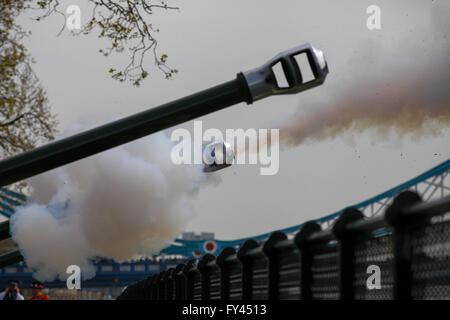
[14,0,450,239]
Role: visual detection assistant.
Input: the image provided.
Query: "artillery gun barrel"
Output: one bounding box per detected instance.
[0,43,328,188]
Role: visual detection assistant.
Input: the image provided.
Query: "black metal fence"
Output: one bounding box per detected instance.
[117,191,450,300]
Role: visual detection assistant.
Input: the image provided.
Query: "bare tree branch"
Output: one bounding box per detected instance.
[0,113,31,127]
[34,0,180,86]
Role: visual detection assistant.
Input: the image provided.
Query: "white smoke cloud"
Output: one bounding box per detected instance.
[10,123,205,282]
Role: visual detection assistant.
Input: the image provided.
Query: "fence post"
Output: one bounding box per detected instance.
[148,275,156,300]
[164,268,175,300]
[216,247,236,300]
[332,208,365,300]
[198,254,216,300]
[130,284,137,300]
[136,281,145,299]
[263,231,288,300]
[157,270,167,300]
[173,264,186,300]
[183,259,197,300]
[237,239,259,300]
[151,272,161,300]
[294,221,321,300]
[143,275,154,300]
[385,190,422,300]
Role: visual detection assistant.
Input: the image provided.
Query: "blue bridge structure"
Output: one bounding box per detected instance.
[0,159,449,288]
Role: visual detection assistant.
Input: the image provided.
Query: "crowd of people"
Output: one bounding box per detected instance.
[0,280,49,300]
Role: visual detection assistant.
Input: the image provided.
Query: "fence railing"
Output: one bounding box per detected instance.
[117,191,450,300]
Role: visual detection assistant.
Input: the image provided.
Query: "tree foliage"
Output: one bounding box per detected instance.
[1,0,177,165]
[35,0,179,86]
[0,0,58,161]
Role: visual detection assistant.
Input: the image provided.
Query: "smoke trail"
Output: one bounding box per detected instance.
[10,123,205,282]
[273,7,450,149]
[277,52,450,148]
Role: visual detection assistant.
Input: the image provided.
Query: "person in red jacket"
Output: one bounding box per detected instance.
[28,281,49,300]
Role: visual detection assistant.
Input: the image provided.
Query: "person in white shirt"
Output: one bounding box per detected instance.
[0,280,24,300]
